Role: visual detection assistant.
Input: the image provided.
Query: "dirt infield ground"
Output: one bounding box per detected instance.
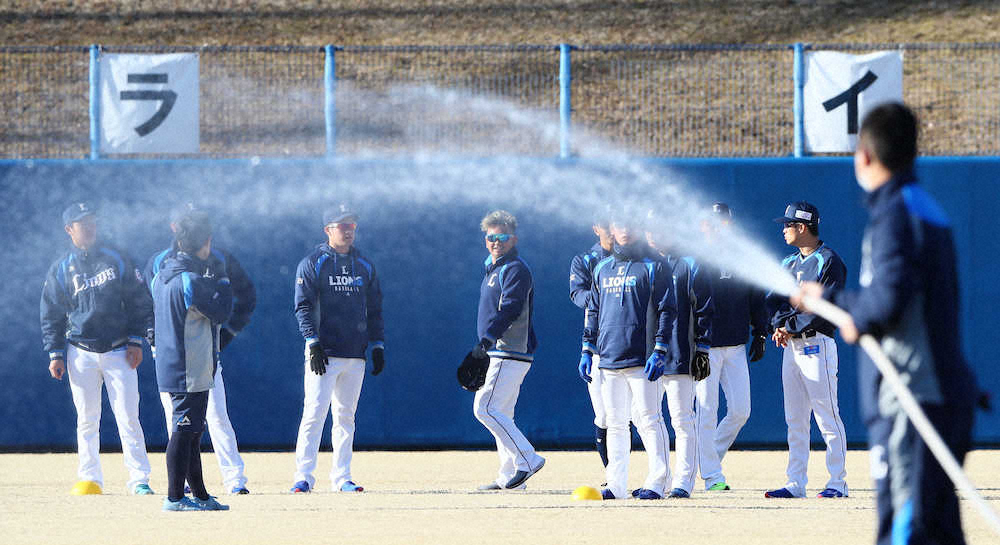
[1,449,998,544]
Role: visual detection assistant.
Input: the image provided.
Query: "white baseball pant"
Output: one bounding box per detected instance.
[603,366,669,499]
[66,344,151,491]
[586,354,606,428]
[696,344,751,489]
[474,358,544,487]
[781,333,848,497]
[160,362,247,490]
[293,356,365,490]
[662,373,697,494]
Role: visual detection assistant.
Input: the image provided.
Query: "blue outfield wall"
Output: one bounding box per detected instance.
[0,156,996,451]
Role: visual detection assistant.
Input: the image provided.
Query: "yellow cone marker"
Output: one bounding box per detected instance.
[70,480,102,495]
[572,485,602,501]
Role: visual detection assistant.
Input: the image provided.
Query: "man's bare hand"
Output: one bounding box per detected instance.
[49,358,65,380]
[790,282,824,311]
[840,318,859,344]
[771,327,790,348]
[126,345,143,369]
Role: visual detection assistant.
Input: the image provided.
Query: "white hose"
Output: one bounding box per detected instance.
[803,295,1000,536]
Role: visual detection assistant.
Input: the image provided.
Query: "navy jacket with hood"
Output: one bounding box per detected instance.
[583,242,676,370]
[658,253,713,375]
[294,244,384,359]
[151,252,233,393]
[833,173,977,422]
[478,248,537,362]
[708,264,768,348]
[41,242,152,358]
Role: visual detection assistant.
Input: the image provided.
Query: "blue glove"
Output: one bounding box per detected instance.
[578,352,593,383]
[644,350,666,381]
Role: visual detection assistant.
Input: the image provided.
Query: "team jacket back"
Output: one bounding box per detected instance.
[478,248,537,362]
[583,243,676,370]
[659,253,713,375]
[294,244,384,359]
[40,243,151,357]
[770,243,846,336]
[151,253,233,393]
[709,264,768,348]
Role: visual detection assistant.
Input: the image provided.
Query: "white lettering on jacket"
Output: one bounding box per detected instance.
[71,267,117,296]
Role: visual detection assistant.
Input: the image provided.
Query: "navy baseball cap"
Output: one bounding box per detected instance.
[324,203,358,226]
[62,202,96,225]
[711,202,733,218]
[774,201,819,225]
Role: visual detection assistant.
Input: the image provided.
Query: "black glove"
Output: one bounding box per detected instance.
[691,350,710,381]
[470,338,492,360]
[308,343,327,376]
[370,347,385,376]
[219,327,235,351]
[748,335,766,363]
[457,350,490,391]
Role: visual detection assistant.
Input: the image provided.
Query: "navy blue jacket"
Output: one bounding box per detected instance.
[570,242,612,333]
[478,248,537,362]
[833,174,977,422]
[659,253,713,375]
[583,242,676,370]
[709,264,768,347]
[769,243,846,336]
[151,252,233,393]
[294,244,384,359]
[41,242,152,358]
[147,244,256,336]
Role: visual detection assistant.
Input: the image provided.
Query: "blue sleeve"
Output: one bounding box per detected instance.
[39,261,69,357]
[690,261,713,349]
[569,254,592,309]
[121,251,153,340]
[293,256,319,343]
[220,251,256,333]
[184,272,233,325]
[654,261,677,352]
[365,262,385,345]
[483,263,532,342]
[835,209,916,336]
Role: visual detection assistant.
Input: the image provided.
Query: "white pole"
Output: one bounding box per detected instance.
[804,295,1000,536]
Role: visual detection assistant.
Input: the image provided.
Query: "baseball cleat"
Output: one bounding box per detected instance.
[162,497,201,511]
[817,488,847,498]
[504,457,545,489]
[600,488,616,500]
[477,483,502,491]
[764,487,800,498]
[636,489,663,500]
[133,483,155,495]
[191,496,230,511]
[667,488,690,498]
[70,480,102,495]
[290,480,311,493]
[340,481,364,492]
[230,486,250,495]
[707,482,731,491]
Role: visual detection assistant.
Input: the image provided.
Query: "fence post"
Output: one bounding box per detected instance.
[793,42,806,157]
[89,44,100,160]
[559,44,572,159]
[324,45,337,157]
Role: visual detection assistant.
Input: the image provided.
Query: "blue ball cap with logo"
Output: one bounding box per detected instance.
[62,202,96,225]
[324,203,359,226]
[774,201,819,225]
[711,202,733,218]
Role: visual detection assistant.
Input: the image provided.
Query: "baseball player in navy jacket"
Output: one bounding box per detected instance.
[472,210,545,491]
[152,210,233,511]
[766,201,849,499]
[795,103,978,544]
[291,204,385,494]
[569,213,614,471]
[147,204,256,495]
[645,212,713,498]
[582,212,676,500]
[695,203,768,492]
[40,202,154,496]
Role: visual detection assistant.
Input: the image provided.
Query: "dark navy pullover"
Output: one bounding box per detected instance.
[659,253,713,375]
[708,264,768,347]
[833,174,977,422]
[41,242,152,358]
[583,242,676,370]
[294,244,384,359]
[478,248,537,362]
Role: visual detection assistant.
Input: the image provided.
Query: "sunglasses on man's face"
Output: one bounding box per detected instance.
[331,223,356,231]
[485,233,512,243]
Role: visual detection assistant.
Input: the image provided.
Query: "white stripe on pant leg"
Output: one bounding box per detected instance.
[100,348,151,490]
[473,358,539,482]
[630,370,669,496]
[67,345,104,487]
[715,345,751,462]
[601,368,633,499]
[293,356,337,489]
[696,348,724,488]
[329,358,365,490]
[782,341,811,496]
[664,374,696,493]
[205,364,247,489]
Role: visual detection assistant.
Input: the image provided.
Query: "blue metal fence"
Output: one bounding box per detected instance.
[1,43,997,158]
